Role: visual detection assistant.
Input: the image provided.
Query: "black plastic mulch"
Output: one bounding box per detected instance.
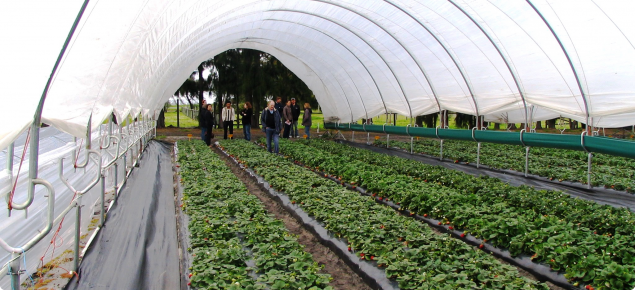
[65,141,180,290]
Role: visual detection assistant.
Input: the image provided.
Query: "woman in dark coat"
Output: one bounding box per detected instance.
[203,104,214,145]
[241,102,253,141]
[302,103,312,139]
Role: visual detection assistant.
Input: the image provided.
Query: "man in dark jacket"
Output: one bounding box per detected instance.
[290,98,300,138]
[261,100,282,153]
[274,97,284,115]
[199,99,207,141]
[202,104,215,145]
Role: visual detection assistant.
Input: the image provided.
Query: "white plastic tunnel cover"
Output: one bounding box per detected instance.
[2,0,635,151]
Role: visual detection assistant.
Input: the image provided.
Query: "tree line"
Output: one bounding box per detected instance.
[160,49,317,128]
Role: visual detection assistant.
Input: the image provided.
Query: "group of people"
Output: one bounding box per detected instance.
[198,98,312,152]
[261,98,312,153]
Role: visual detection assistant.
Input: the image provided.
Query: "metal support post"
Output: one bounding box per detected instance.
[440,139,444,160]
[525,146,530,177]
[406,124,413,154]
[587,152,593,189]
[581,131,592,189]
[6,142,14,215]
[477,142,481,168]
[472,128,480,168]
[73,195,81,272]
[317,123,320,133]
[9,252,21,290]
[520,129,529,177]
[352,130,354,142]
[114,161,119,196]
[386,134,390,148]
[100,173,105,226]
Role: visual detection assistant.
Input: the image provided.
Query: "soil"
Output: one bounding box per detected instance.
[212,146,372,290]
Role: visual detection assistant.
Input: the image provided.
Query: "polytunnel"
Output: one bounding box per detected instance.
[2,0,635,289]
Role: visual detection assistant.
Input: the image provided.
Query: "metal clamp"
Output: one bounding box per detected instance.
[435,126,441,139]
[471,127,478,142]
[581,131,589,153]
[382,123,387,134]
[520,129,526,147]
[406,124,411,136]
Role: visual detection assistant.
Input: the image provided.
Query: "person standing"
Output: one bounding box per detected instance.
[199,99,207,141]
[302,103,312,139]
[274,97,284,113]
[203,104,215,145]
[290,98,300,138]
[274,97,285,136]
[221,101,235,139]
[282,100,293,139]
[261,100,282,153]
[241,102,253,141]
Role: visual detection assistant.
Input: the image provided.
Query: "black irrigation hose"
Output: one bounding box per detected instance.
[216,145,397,290]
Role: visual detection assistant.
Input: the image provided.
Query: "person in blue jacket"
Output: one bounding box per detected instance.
[261,100,282,153]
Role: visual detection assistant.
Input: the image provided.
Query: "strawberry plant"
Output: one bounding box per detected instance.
[177,140,332,289]
[276,138,635,289]
[219,139,548,289]
[374,138,635,192]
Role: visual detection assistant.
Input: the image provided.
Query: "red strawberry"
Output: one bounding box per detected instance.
[460,233,466,238]
[378,197,383,200]
[291,201,296,204]
[423,214,428,217]
[360,253,365,257]
[479,244,484,249]
[352,186,356,189]
[189,273,193,278]
[188,282,191,286]
[269,185,273,188]
[370,256,374,260]
[438,222,442,225]
[448,226,454,230]
[348,247,351,251]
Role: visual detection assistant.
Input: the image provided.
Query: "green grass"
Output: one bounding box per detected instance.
[165,106,199,127]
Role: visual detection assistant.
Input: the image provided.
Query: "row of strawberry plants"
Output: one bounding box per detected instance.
[280,138,635,289]
[219,139,549,289]
[374,138,634,192]
[177,140,332,289]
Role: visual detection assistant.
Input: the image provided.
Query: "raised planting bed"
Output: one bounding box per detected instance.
[374,138,634,193]
[218,139,549,289]
[177,140,332,289]
[277,138,635,290]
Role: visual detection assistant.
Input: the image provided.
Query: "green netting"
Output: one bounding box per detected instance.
[473,130,523,146]
[384,126,407,135]
[585,136,635,159]
[324,123,635,160]
[409,127,437,138]
[437,129,473,141]
[523,133,582,151]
